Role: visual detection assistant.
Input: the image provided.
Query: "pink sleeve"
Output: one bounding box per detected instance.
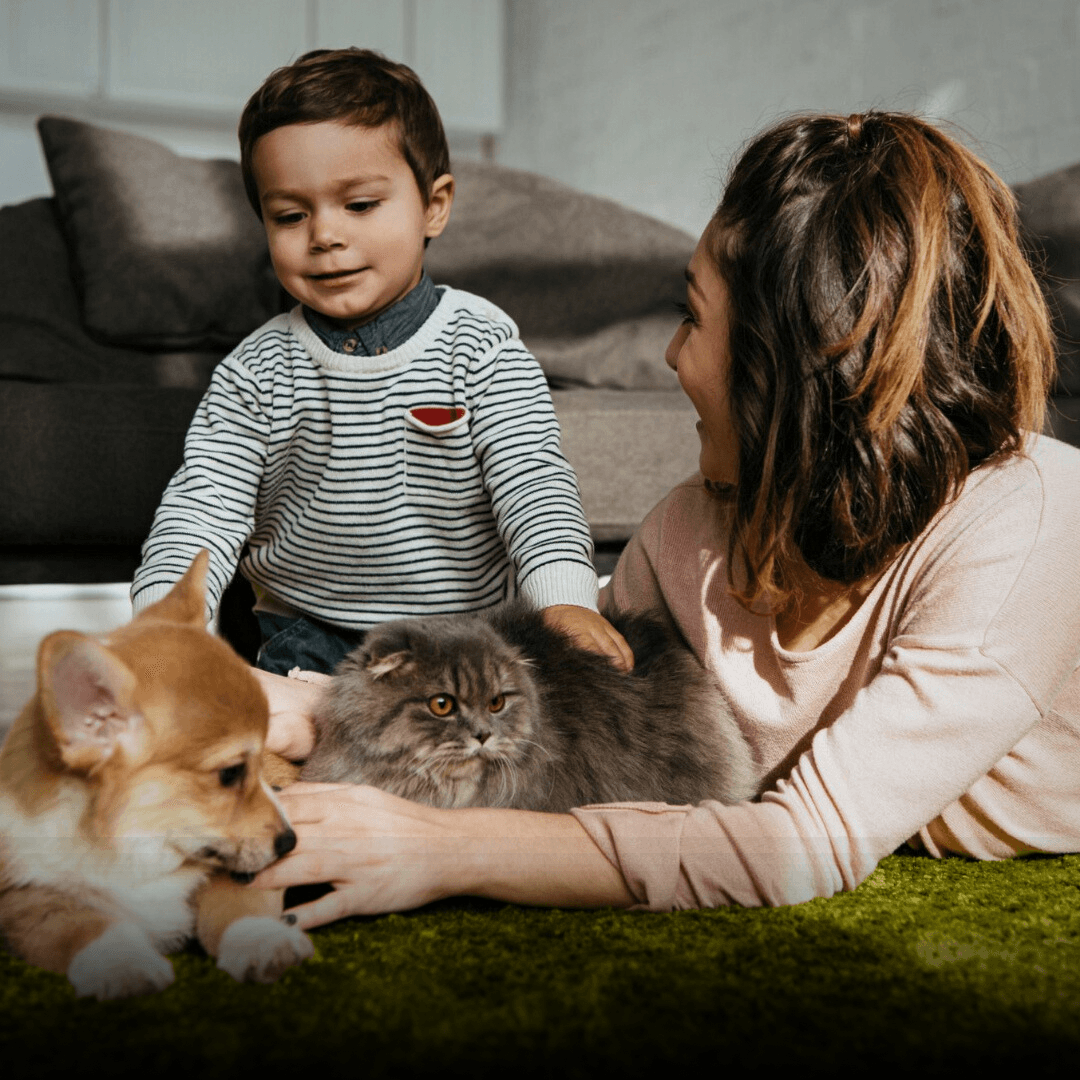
[573,657,1039,909]
[599,491,672,621]
[574,448,1080,909]
[571,798,843,908]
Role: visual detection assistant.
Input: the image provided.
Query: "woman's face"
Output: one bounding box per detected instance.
[666,228,738,487]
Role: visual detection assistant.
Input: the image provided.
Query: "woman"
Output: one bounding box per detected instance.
[252,111,1080,925]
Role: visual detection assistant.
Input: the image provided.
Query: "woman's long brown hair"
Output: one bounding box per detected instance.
[711,111,1056,612]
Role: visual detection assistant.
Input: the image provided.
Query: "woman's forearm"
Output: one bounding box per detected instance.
[452,807,637,909]
[255,668,638,916]
[253,784,637,926]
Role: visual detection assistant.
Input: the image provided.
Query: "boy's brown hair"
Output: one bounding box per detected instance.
[709,111,1056,611]
[238,47,451,216]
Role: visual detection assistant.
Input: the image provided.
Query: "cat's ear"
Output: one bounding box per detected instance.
[366,649,414,680]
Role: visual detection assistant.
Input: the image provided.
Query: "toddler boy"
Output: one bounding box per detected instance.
[131,48,631,674]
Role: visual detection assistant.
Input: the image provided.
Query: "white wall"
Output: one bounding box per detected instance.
[0,0,502,205]
[500,0,1080,237]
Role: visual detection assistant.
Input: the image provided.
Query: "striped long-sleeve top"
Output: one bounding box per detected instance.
[131,287,599,628]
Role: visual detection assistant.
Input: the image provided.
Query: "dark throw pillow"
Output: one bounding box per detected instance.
[37,115,282,351]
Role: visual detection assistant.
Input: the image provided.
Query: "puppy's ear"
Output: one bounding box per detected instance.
[137,549,209,628]
[38,631,145,773]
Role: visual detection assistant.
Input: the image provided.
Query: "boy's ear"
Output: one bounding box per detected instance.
[424,174,455,239]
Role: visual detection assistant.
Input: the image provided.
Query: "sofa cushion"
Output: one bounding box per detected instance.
[550,388,700,540]
[429,159,694,389]
[37,116,283,352]
[1014,161,1080,395]
[0,197,222,387]
[0,196,147,382]
[531,314,684,392]
[0,381,203,546]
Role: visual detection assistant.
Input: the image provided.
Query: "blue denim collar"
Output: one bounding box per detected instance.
[302,272,440,356]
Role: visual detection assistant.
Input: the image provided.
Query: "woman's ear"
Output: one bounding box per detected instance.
[424,174,455,239]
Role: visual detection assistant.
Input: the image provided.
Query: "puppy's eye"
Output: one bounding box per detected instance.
[428,694,457,717]
[489,694,506,713]
[219,763,246,788]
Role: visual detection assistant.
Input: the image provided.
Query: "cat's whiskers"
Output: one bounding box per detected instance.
[481,737,548,806]
[406,745,455,789]
[513,737,553,764]
[486,752,518,807]
[415,741,490,786]
[403,743,482,807]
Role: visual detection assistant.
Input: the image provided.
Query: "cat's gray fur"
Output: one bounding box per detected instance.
[301,601,756,811]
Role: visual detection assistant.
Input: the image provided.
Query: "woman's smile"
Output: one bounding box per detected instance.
[666,227,739,487]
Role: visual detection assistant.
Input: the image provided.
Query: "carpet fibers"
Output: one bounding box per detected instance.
[2,850,1079,1077]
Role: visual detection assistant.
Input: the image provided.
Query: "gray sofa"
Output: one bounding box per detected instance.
[0,116,701,651]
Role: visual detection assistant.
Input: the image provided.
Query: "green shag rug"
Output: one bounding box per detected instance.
[3,850,1079,1078]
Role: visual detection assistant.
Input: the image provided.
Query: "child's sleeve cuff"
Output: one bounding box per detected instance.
[518,560,599,611]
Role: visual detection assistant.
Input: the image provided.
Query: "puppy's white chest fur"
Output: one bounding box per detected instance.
[0,786,206,949]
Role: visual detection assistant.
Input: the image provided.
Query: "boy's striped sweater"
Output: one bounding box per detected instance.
[131,287,598,628]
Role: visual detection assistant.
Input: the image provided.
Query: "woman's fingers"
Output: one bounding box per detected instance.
[274,782,428,827]
[276,780,356,804]
[251,850,342,890]
[284,889,355,931]
[251,784,459,923]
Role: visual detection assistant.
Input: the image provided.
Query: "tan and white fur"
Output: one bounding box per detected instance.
[0,551,312,1000]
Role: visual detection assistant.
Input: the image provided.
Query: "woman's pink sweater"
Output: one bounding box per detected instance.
[572,435,1080,909]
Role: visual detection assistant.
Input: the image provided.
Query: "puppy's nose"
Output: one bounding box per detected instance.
[275,828,297,858]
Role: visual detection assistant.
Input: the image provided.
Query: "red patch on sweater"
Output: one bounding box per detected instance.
[410,406,466,427]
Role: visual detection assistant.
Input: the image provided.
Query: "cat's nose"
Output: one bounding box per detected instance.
[473,727,492,745]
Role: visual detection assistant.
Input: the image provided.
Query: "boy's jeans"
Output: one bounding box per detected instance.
[255,612,367,676]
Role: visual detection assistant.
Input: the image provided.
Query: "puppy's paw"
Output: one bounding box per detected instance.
[67,922,175,1000]
[216,915,314,983]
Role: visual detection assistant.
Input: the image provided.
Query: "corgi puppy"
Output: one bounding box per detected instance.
[0,551,313,1000]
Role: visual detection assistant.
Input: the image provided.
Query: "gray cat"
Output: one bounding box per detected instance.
[301,601,756,811]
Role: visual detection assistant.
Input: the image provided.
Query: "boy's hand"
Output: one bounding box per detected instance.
[252,667,324,761]
[541,605,634,671]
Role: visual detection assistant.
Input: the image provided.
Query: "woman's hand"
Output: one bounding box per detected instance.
[251,783,468,927]
[542,604,634,671]
[250,783,636,928]
[251,668,325,761]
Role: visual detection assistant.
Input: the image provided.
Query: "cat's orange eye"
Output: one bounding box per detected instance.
[489,694,506,713]
[428,694,457,717]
